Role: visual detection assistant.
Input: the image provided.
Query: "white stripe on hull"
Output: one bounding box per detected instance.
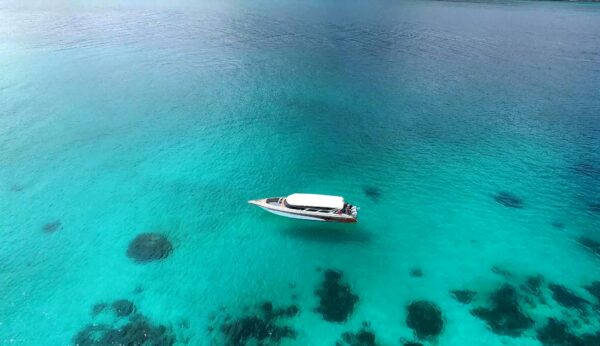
[260,207,326,221]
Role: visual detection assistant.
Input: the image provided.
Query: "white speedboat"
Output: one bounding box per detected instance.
[248,193,358,223]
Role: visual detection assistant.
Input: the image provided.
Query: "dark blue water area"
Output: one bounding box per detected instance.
[1,0,600,345]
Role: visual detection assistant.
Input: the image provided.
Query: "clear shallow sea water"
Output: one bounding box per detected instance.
[1,0,600,345]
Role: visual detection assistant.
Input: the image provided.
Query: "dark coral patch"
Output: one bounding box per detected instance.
[551,222,565,230]
[260,301,299,319]
[73,315,175,346]
[126,233,173,263]
[42,220,62,233]
[471,284,533,337]
[548,284,589,311]
[363,186,382,202]
[219,303,298,345]
[339,324,376,346]
[260,301,273,314]
[76,300,174,345]
[521,275,547,305]
[283,305,299,317]
[112,299,135,317]
[410,268,423,278]
[73,324,110,345]
[589,203,600,214]
[491,266,513,278]
[578,237,600,256]
[536,318,583,346]
[581,332,600,345]
[315,269,359,323]
[523,275,544,296]
[110,315,174,345]
[178,319,190,329]
[584,281,600,303]
[406,300,444,339]
[354,330,376,346]
[451,290,477,304]
[493,191,523,208]
[221,316,296,345]
[91,303,107,316]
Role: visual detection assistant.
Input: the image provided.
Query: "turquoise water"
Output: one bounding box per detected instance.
[2,0,600,345]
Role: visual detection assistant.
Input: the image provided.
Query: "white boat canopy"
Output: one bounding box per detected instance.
[286,193,345,209]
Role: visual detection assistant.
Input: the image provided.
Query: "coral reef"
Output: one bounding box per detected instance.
[42,220,62,233]
[471,284,533,337]
[493,192,523,208]
[218,301,299,345]
[406,300,444,339]
[315,270,359,323]
[127,233,173,263]
[451,290,477,304]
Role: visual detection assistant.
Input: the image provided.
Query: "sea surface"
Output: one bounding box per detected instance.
[2,0,600,345]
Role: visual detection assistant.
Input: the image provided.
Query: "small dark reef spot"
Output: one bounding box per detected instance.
[410,268,423,278]
[493,191,523,209]
[551,221,565,230]
[42,220,62,233]
[471,284,533,337]
[363,186,382,202]
[451,290,477,304]
[405,300,444,340]
[126,233,173,263]
[91,303,107,316]
[112,299,135,317]
[522,274,544,297]
[491,266,513,278]
[315,269,359,323]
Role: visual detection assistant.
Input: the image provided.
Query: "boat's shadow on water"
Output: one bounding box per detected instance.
[280,222,371,245]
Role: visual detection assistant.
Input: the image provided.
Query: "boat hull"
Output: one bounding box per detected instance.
[249,198,357,223]
[259,206,326,221]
